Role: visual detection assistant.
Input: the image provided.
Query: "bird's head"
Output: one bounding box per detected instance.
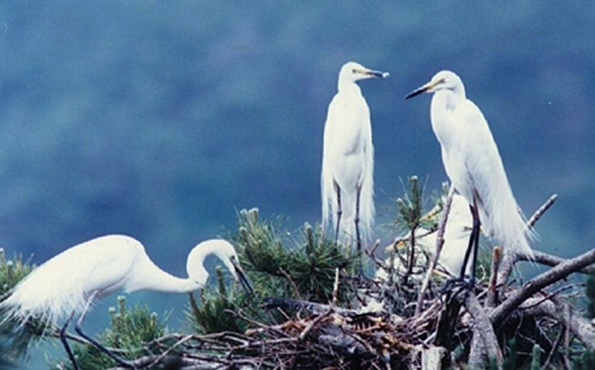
[339,61,389,83]
[187,240,254,295]
[404,70,465,99]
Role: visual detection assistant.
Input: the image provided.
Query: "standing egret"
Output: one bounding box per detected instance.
[0,234,253,370]
[405,71,533,287]
[321,61,389,269]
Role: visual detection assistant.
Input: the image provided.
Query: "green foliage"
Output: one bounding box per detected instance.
[0,248,38,363]
[0,248,35,297]
[58,296,166,370]
[393,176,425,232]
[573,349,595,370]
[232,208,354,303]
[186,267,251,334]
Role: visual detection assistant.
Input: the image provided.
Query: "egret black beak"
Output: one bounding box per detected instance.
[232,262,254,296]
[404,82,432,99]
[365,69,390,79]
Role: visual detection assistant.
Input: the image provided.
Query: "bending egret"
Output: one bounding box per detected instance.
[405,71,533,286]
[0,235,253,370]
[321,61,389,268]
[376,194,473,280]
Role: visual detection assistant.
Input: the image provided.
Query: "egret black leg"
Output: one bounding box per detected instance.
[75,294,136,369]
[355,185,363,275]
[442,203,481,296]
[468,205,481,283]
[60,313,79,370]
[334,181,342,243]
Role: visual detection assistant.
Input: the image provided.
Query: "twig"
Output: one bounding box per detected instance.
[279,267,302,299]
[490,247,595,324]
[298,311,332,341]
[147,335,194,368]
[527,193,558,229]
[331,268,340,307]
[485,246,502,309]
[543,328,564,369]
[520,250,595,275]
[498,194,559,287]
[389,228,436,250]
[415,185,455,316]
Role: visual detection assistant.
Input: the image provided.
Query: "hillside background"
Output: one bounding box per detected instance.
[0,1,594,367]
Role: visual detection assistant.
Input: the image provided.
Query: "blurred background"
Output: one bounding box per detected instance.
[0,1,594,367]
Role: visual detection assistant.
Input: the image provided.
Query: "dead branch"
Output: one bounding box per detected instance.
[415,186,455,316]
[491,247,595,324]
[464,293,503,370]
[518,296,595,350]
[485,246,502,309]
[527,193,558,229]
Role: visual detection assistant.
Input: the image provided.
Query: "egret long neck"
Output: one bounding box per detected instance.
[430,90,463,145]
[337,79,361,95]
[124,258,203,294]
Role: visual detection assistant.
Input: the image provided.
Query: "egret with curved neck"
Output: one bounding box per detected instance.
[0,234,253,369]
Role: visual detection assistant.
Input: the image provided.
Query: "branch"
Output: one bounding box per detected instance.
[415,186,455,316]
[485,247,502,309]
[521,250,595,275]
[490,247,595,324]
[518,296,595,350]
[497,194,559,286]
[527,193,558,229]
[465,293,503,370]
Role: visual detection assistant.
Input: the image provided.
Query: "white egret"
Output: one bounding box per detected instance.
[376,194,473,280]
[405,71,533,286]
[321,61,389,269]
[0,234,253,370]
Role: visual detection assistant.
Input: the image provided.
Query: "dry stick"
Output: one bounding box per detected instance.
[331,267,340,307]
[498,194,559,286]
[490,247,595,324]
[543,327,565,369]
[298,268,340,341]
[485,246,502,309]
[465,293,503,370]
[390,228,437,249]
[147,334,195,368]
[521,250,595,275]
[526,193,558,230]
[414,186,455,317]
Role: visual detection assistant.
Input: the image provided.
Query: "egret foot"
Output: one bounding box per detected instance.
[440,275,475,299]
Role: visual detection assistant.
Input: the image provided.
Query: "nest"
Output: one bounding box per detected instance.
[111,194,595,370]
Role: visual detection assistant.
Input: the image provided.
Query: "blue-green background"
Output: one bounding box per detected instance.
[1,2,594,367]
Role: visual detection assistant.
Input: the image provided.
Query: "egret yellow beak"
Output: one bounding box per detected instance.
[362,68,390,79]
[404,80,436,99]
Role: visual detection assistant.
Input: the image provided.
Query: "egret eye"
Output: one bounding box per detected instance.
[352,69,357,74]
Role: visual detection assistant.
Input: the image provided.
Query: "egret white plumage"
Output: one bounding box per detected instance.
[405,71,533,285]
[321,61,388,269]
[0,234,253,370]
[376,193,473,280]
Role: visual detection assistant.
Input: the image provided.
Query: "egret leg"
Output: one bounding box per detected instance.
[459,204,480,282]
[74,293,136,369]
[333,181,342,244]
[60,312,79,370]
[442,204,481,295]
[355,185,363,275]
